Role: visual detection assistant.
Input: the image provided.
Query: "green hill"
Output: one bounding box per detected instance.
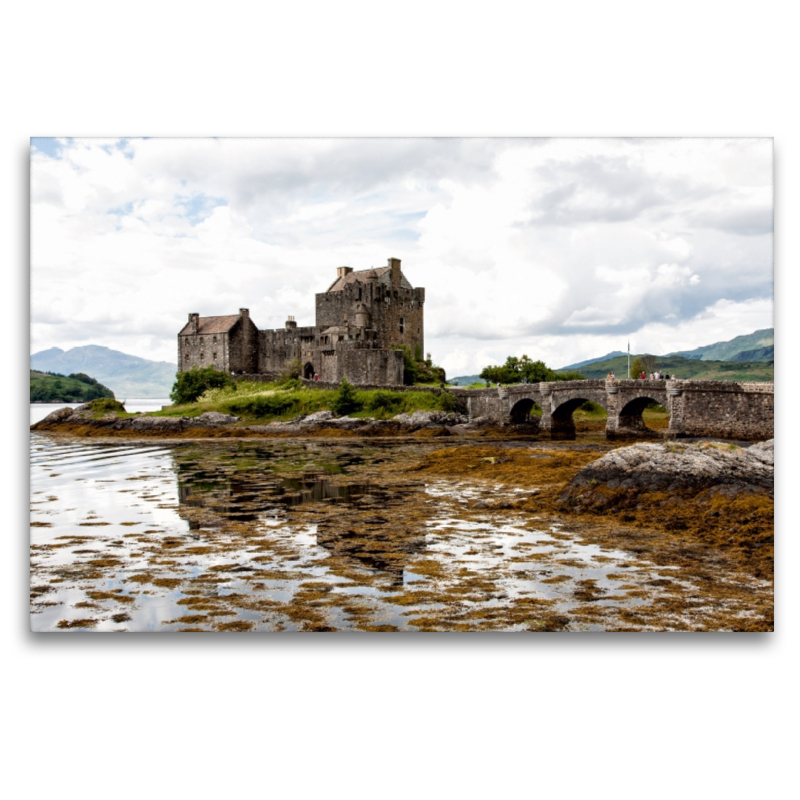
[30,345,176,398]
[30,370,116,403]
[557,351,626,370]
[558,354,773,382]
[667,328,774,362]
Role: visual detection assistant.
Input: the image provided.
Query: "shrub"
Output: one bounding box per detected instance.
[277,359,302,386]
[226,393,299,418]
[392,345,446,385]
[331,377,361,416]
[437,390,463,413]
[170,367,233,405]
[366,390,403,414]
[86,398,126,414]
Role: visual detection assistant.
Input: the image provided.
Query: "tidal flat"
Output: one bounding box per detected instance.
[30,433,773,632]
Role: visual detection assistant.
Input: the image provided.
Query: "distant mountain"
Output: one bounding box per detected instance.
[557,351,626,371]
[666,328,774,362]
[448,374,483,386]
[731,345,774,362]
[30,345,177,398]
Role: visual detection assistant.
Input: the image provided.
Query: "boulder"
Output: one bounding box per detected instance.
[39,406,76,424]
[302,410,337,423]
[561,439,774,503]
[195,411,241,425]
[392,411,470,428]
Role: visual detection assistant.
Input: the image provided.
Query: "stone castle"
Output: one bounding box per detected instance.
[178,257,424,385]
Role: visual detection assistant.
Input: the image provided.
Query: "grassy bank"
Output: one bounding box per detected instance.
[154,380,462,423]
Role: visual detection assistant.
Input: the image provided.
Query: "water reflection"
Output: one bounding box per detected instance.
[30,435,771,632]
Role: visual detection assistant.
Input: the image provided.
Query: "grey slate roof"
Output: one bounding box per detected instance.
[326,267,412,292]
[179,315,240,336]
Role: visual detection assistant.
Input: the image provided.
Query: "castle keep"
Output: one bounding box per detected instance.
[178,258,424,385]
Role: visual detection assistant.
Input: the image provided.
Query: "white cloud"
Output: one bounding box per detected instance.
[30,138,773,372]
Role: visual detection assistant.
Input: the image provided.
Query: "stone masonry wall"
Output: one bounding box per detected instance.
[676,382,773,440]
[227,318,259,373]
[258,328,305,373]
[318,346,404,386]
[179,332,230,373]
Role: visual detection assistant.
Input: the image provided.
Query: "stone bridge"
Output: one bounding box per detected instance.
[451,380,774,441]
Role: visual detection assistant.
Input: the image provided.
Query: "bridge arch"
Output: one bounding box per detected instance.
[549,396,608,440]
[509,397,542,424]
[615,394,669,438]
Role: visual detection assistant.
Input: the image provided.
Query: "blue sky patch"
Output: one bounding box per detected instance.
[178,193,228,225]
[31,137,67,158]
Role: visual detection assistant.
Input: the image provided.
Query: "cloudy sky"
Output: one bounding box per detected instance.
[30,137,773,375]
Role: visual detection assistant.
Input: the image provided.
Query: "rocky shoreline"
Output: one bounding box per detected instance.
[31,404,500,438]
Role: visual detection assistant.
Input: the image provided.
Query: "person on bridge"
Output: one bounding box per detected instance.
[639,371,646,380]
[606,370,616,380]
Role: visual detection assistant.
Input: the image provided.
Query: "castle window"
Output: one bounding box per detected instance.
[358,287,362,301]
[213,352,217,361]
[399,317,404,333]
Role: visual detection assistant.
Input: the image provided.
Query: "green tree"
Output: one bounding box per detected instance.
[480,355,560,385]
[170,367,233,405]
[331,377,361,416]
[555,370,587,381]
[393,345,447,385]
[480,355,587,385]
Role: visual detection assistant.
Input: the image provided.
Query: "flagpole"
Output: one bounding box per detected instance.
[627,340,630,380]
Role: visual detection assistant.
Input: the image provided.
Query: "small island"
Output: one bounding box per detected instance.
[30,370,115,404]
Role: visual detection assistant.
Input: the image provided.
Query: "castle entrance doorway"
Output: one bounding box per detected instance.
[304,362,314,380]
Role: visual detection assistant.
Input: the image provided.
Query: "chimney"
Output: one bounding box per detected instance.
[239,308,249,319]
[337,266,353,279]
[188,312,199,334]
[388,257,401,288]
[286,315,297,330]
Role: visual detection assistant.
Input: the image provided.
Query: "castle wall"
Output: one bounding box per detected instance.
[179,332,230,373]
[227,318,259,373]
[316,280,374,329]
[371,283,424,356]
[257,327,315,373]
[316,345,404,385]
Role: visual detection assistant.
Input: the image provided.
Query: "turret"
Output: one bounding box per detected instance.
[355,302,370,329]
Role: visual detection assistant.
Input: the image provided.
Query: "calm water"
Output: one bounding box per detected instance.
[30,433,769,632]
